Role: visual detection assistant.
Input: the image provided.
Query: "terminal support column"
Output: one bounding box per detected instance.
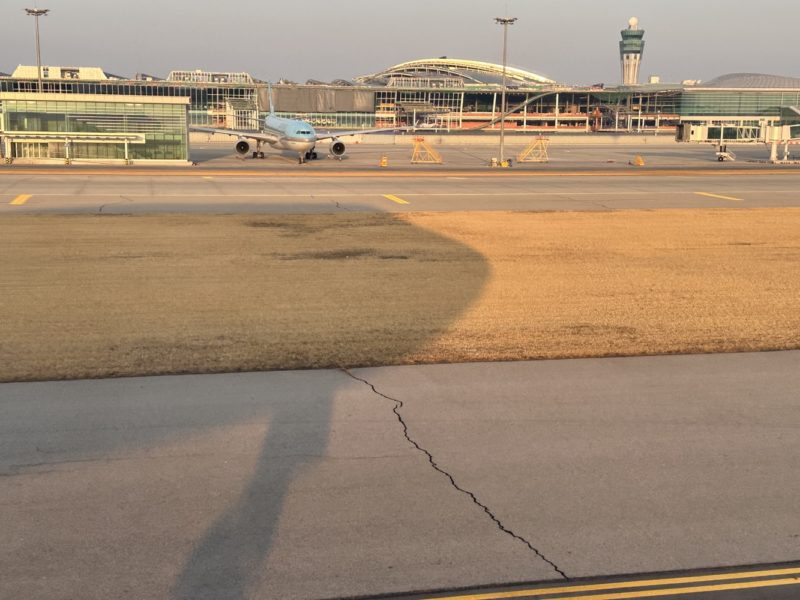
[555,93,560,129]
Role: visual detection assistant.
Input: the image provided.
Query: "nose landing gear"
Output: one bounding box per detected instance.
[302,150,319,163]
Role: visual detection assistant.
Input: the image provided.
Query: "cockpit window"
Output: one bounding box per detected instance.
[297,130,312,135]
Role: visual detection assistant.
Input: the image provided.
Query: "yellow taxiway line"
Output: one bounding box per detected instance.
[9,194,31,205]
[542,579,800,600]
[694,191,744,202]
[424,566,800,599]
[383,194,410,205]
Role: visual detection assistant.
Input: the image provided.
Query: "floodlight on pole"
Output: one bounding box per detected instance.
[495,17,517,165]
[25,8,50,93]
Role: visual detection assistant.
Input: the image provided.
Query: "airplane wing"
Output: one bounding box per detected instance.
[190,126,281,144]
[313,127,405,141]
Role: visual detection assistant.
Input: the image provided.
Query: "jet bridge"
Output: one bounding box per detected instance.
[676,116,800,163]
[675,122,767,144]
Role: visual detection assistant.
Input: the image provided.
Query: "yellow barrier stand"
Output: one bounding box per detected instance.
[517,137,550,163]
[411,137,443,164]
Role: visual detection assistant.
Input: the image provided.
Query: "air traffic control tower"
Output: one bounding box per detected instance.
[619,17,645,85]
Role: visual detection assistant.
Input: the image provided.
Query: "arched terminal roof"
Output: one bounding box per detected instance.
[702,73,800,89]
[357,58,557,87]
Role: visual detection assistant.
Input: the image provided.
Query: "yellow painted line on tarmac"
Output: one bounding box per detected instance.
[10,194,31,205]
[694,191,744,202]
[424,566,800,599]
[548,579,800,600]
[383,194,410,205]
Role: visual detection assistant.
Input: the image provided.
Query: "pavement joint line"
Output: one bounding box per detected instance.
[3,168,800,178]
[341,369,568,580]
[421,567,800,599]
[383,194,410,205]
[10,194,31,205]
[694,191,744,202]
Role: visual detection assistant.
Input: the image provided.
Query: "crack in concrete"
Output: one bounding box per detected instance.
[98,195,133,213]
[326,195,352,212]
[342,368,569,580]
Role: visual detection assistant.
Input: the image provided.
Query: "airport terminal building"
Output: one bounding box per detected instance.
[0,91,189,163]
[2,59,799,163]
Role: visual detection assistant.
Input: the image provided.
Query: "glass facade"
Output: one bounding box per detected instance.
[680,91,800,117]
[0,79,254,126]
[1,73,797,139]
[0,95,189,161]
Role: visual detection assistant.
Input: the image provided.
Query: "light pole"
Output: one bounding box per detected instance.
[25,8,50,93]
[495,16,517,166]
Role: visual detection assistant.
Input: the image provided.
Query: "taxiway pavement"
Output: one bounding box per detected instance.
[2,169,800,214]
[2,351,798,599]
[3,143,799,214]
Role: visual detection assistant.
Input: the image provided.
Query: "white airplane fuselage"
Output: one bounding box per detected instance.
[263,115,317,154]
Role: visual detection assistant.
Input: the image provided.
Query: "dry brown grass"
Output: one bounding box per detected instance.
[1,209,799,382]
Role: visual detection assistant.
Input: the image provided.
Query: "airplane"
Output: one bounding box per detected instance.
[191,84,401,164]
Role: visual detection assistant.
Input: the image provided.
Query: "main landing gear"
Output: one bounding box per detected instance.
[251,141,265,159]
[300,149,319,164]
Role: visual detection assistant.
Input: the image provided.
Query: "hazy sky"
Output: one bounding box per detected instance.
[3,0,799,85]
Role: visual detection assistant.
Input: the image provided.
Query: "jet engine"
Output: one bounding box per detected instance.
[235,139,250,156]
[329,139,346,157]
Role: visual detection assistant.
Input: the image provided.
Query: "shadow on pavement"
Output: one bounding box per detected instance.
[0,206,489,600]
[169,212,488,598]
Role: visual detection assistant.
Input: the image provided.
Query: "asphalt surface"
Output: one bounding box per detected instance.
[0,143,799,215]
[2,168,800,214]
[2,351,799,599]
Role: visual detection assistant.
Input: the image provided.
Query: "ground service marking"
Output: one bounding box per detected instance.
[423,566,800,599]
[694,191,744,202]
[383,194,410,205]
[10,194,31,205]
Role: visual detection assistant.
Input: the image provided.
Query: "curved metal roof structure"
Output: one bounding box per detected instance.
[702,73,800,89]
[357,58,557,87]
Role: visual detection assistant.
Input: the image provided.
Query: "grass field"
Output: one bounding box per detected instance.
[1,209,799,382]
